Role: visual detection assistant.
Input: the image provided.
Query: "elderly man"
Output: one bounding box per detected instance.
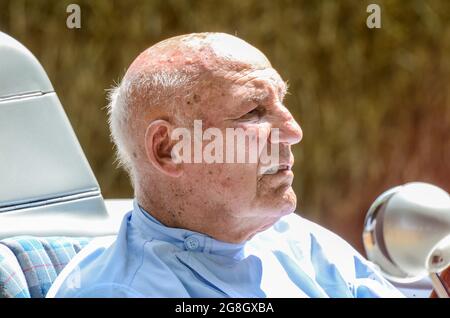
[47,33,403,298]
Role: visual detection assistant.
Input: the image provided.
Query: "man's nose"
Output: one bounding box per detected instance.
[273,105,303,145]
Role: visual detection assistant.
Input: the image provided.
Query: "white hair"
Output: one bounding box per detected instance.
[107,70,194,187]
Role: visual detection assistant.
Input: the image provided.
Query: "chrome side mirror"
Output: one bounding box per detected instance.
[363,182,450,297]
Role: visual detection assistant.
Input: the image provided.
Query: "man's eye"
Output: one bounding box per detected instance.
[239,107,264,121]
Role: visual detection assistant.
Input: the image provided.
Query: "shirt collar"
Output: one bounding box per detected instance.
[130,199,247,260]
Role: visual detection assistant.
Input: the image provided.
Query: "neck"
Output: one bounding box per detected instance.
[136,192,266,243]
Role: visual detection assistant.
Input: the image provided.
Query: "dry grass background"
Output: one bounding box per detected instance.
[0,0,449,253]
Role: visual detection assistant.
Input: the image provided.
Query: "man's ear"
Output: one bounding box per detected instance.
[144,120,183,177]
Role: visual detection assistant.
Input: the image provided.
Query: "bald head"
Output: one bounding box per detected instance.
[108,32,273,184]
[125,33,271,80]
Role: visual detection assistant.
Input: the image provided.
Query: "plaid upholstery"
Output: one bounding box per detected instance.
[0,236,91,298]
[0,243,30,298]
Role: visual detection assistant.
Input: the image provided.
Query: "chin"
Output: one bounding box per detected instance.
[278,186,297,213]
[279,202,296,217]
[265,196,296,219]
[255,186,297,218]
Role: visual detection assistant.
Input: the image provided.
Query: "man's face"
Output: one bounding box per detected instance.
[180,66,303,234]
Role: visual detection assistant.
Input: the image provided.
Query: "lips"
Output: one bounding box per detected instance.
[260,163,292,175]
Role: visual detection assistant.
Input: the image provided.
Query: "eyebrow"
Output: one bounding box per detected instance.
[258,75,288,101]
[248,88,270,104]
[254,79,287,103]
[225,73,288,118]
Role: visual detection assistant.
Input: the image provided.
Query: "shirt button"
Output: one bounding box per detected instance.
[184,236,200,251]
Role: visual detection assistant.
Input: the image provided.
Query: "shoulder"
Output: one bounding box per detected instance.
[254,212,363,279]
[269,213,404,297]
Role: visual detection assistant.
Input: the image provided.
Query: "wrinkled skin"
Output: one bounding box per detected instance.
[122,33,302,243]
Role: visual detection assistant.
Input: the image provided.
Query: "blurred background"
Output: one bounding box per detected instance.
[0,0,449,253]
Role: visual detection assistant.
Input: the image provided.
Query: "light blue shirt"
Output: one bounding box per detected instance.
[47,200,404,298]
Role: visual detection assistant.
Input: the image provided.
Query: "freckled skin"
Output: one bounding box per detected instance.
[126,33,303,243]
